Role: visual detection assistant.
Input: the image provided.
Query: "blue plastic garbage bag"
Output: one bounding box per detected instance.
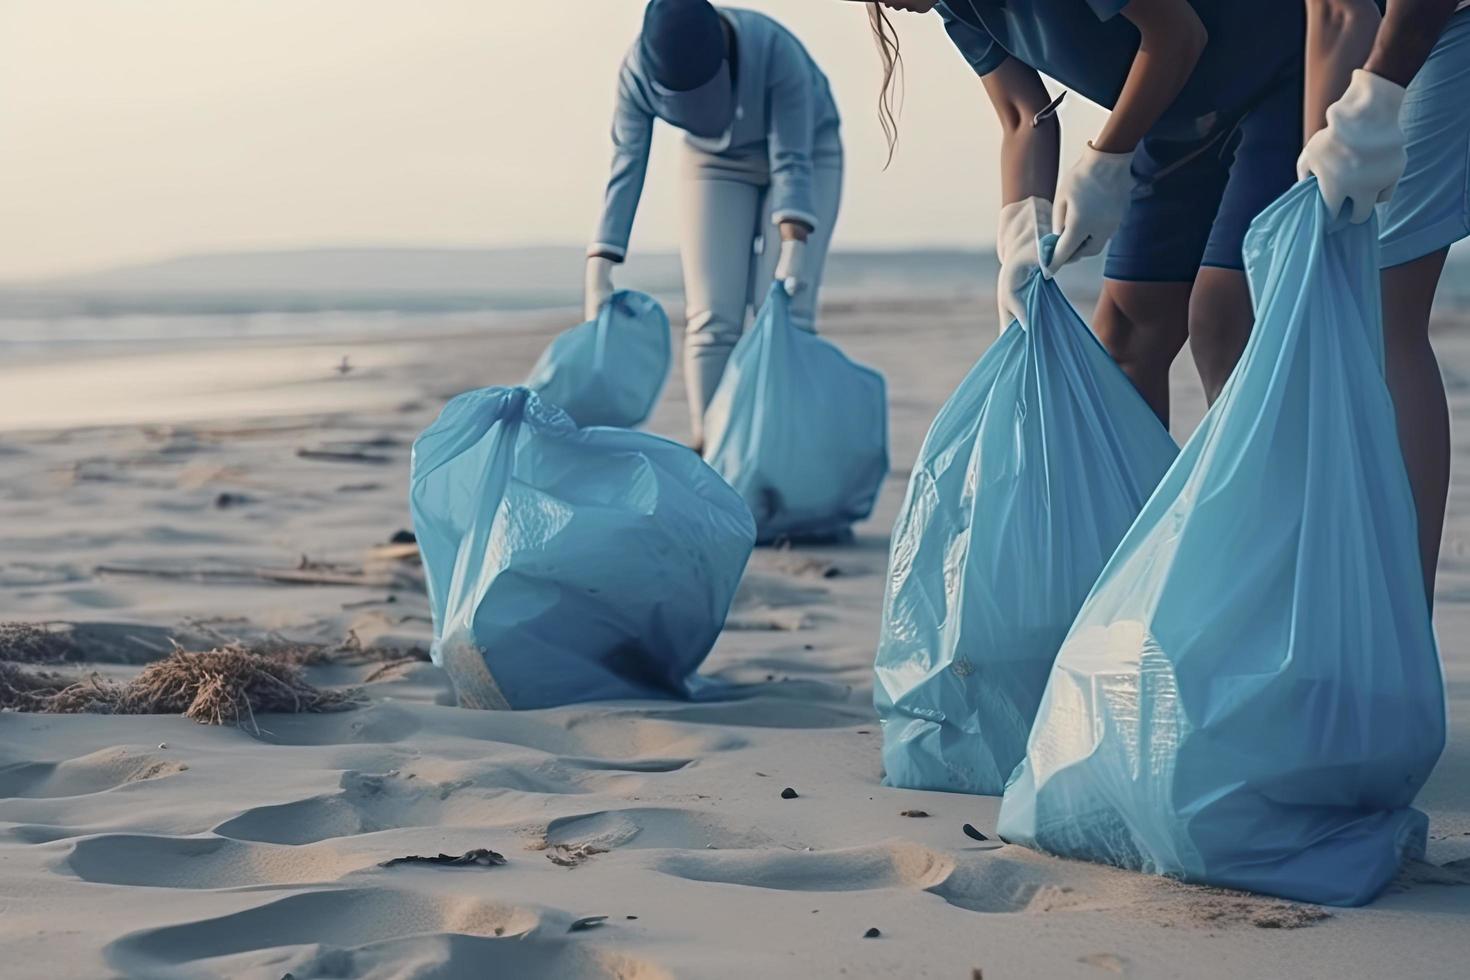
[874,234,1178,796]
[703,284,888,543]
[998,180,1447,906]
[525,290,671,428]
[409,385,755,709]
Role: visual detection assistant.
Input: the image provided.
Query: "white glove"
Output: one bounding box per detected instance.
[996,197,1052,331]
[774,238,808,297]
[1297,69,1407,224]
[1044,143,1134,277]
[584,256,616,322]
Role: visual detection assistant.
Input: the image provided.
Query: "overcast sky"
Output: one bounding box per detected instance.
[0,1,1107,280]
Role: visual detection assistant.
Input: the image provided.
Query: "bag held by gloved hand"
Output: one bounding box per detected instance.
[875,234,1177,796]
[526,290,671,428]
[703,284,888,543]
[998,181,1446,906]
[410,386,755,709]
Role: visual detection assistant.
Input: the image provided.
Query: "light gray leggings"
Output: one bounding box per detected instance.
[678,126,843,443]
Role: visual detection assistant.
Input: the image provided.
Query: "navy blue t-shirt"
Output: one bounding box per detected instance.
[936,0,1304,139]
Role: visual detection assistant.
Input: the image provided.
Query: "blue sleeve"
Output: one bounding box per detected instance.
[938,6,1007,76]
[590,63,654,259]
[765,31,818,230]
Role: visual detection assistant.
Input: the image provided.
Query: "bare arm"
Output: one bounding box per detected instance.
[1304,0,1380,138]
[1091,0,1208,153]
[980,57,1061,205]
[1365,0,1459,85]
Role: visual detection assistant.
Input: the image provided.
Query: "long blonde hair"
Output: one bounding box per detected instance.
[867,4,903,167]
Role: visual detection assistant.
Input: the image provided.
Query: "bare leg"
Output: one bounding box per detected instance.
[1188,266,1256,405]
[1092,280,1192,424]
[1383,247,1451,599]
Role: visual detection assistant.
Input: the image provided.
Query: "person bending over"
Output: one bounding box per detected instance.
[588,0,844,449]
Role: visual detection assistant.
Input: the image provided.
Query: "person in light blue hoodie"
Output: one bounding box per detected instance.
[586,0,843,448]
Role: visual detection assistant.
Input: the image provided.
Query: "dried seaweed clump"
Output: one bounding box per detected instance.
[0,662,88,711]
[0,648,358,730]
[0,623,83,664]
[117,648,360,727]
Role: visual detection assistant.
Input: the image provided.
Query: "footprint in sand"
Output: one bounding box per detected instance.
[106,887,670,979]
[64,833,366,889]
[658,842,1089,916]
[613,698,870,731]
[214,765,589,846]
[1078,952,1130,973]
[0,746,187,800]
[541,806,787,856]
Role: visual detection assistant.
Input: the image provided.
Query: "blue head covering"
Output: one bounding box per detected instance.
[639,0,734,138]
[641,0,725,90]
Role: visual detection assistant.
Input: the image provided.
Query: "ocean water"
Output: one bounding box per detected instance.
[2,245,1464,351]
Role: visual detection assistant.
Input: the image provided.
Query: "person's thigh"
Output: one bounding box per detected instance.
[679,149,764,347]
[1190,74,1301,400]
[1379,10,1470,270]
[1104,131,1231,285]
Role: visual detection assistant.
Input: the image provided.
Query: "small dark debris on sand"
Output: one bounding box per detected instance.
[900,809,929,818]
[380,848,506,869]
[0,622,84,664]
[569,915,607,932]
[962,823,989,842]
[214,492,252,509]
[626,915,639,920]
[863,927,881,938]
[780,787,799,800]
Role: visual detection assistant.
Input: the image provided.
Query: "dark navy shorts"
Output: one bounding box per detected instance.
[1105,73,1302,283]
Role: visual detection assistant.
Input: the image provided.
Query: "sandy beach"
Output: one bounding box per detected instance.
[2,294,1468,980]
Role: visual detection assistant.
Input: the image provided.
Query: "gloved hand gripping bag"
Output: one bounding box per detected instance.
[874,234,1178,795]
[703,284,889,543]
[525,290,671,428]
[997,181,1447,906]
[410,386,756,710]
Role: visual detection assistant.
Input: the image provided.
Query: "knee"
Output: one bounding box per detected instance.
[1186,286,1251,358]
[684,307,744,349]
[1093,296,1188,371]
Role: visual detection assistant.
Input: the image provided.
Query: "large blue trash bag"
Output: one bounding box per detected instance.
[874,235,1178,795]
[998,180,1447,906]
[409,385,755,709]
[525,290,671,428]
[703,284,888,543]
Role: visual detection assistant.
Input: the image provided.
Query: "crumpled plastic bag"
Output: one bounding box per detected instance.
[410,385,755,709]
[998,180,1447,906]
[525,290,670,428]
[703,284,888,543]
[875,234,1177,795]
